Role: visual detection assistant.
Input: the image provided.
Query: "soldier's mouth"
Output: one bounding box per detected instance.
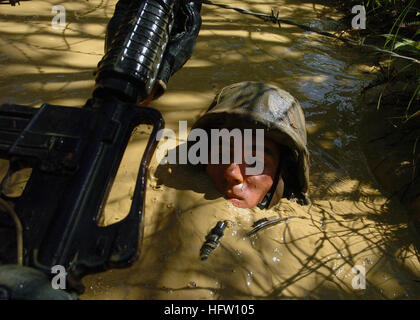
[225,194,244,201]
[228,197,245,206]
[224,192,245,208]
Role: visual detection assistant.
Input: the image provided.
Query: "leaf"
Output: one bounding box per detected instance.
[379,34,420,55]
[405,83,420,114]
[376,90,383,110]
[406,110,420,121]
[393,39,418,50]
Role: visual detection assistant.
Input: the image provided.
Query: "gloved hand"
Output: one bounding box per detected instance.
[105,0,202,104]
[154,1,202,98]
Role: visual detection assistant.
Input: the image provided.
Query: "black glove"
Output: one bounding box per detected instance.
[104,0,131,53]
[105,0,202,101]
[156,1,202,90]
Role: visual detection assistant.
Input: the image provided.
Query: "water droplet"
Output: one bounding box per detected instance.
[232,269,236,273]
[246,281,251,286]
[167,289,173,295]
[188,281,197,288]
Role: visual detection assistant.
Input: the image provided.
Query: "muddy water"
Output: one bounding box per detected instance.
[1,0,419,299]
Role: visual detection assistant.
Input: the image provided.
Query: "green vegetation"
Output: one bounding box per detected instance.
[337,0,419,120]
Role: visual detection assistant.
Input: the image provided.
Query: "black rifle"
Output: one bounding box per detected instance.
[0,0,181,298]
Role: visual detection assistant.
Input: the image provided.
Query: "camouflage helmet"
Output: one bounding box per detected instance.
[191,81,310,208]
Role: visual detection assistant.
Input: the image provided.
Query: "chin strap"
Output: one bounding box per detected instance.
[257,162,282,209]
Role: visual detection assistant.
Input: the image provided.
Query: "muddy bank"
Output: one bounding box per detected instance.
[359,78,420,231]
[326,0,420,233]
[0,0,419,299]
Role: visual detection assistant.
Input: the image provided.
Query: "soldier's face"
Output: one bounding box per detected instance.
[206,139,280,209]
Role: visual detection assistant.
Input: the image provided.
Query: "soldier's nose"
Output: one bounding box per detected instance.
[224,163,244,185]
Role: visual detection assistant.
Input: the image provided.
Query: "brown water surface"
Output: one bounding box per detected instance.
[0,0,419,299]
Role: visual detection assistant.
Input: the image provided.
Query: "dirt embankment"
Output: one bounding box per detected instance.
[359,75,420,232]
[325,0,419,233]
